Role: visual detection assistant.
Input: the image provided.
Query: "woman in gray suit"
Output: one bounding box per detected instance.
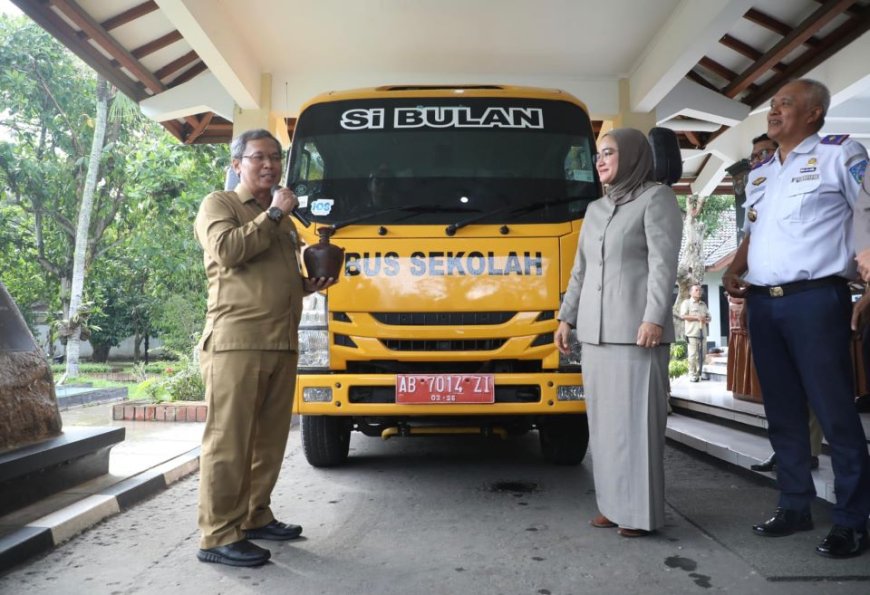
[555,128,682,537]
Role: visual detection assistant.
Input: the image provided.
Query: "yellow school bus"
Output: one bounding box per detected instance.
[287,85,596,466]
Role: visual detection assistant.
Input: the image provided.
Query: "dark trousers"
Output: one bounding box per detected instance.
[748,282,870,529]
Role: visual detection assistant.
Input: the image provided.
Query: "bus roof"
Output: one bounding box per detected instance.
[297,84,589,114]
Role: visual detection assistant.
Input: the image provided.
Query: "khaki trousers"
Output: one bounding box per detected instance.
[687,336,705,380]
[198,348,298,549]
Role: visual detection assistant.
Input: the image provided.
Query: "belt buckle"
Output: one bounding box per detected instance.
[769,286,784,297]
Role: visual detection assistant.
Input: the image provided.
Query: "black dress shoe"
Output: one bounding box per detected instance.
[197,539,270,567]
[245,520,303,541]
[752,508,813,537]
[815,525,869,558]
[750,454,776,472]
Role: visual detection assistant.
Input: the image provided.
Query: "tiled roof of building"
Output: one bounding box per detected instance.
[677,209,738,268]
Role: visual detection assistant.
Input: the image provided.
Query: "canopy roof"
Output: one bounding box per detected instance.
[10,0,870,195]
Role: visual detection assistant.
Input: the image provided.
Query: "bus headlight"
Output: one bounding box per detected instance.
[303,387,333,402]
[557,385,584,401]
[298,292,329,369]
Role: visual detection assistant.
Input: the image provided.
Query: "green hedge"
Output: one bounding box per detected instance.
[50,362,113,374]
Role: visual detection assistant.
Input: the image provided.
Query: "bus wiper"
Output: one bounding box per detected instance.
[330,204,471,232]
[444,197,580,236]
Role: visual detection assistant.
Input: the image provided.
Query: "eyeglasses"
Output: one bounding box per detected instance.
[593,148,618,163]
[242,153,282,164]
[749,148,774,164]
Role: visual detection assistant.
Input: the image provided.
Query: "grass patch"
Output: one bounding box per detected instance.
[54,376,134,389]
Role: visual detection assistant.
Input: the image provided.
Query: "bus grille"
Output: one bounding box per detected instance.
[382,338,506,351]
[371,312,515,326]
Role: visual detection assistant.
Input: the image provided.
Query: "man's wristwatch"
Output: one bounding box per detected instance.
[267,206,284,222]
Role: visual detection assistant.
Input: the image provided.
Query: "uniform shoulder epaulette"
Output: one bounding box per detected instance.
[821,134,850,145]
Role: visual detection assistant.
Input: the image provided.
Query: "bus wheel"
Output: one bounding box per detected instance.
[539,414,589,465]
[302,415,351,467]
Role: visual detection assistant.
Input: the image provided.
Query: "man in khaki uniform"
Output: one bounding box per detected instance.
[680,284,710,382]
[194,129,335,567]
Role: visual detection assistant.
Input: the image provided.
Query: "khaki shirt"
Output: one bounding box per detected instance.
[194,183,304,352]
[680,298,709,339]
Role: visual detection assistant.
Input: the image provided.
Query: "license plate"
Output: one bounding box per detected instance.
[396,374,495,404]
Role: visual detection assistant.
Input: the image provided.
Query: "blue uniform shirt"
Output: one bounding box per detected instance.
[743,133,868,286]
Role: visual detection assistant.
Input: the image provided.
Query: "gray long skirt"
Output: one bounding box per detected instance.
[582,342,670,531]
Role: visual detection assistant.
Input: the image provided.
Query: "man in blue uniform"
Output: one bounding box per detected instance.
[723,78,870,559]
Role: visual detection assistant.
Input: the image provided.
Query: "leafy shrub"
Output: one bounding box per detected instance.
[133,354,204,401]
[143,362,167,374]
[130,377,168,401]
[669,359,689,379]
[164,362,205,402]
[670,341,688,360]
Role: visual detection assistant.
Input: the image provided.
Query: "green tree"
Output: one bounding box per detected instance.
[0,15,226,364]
[672,194,734,338]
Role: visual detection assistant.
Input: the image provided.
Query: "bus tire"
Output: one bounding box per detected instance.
[302,415,351,467]
[539,414,589,465]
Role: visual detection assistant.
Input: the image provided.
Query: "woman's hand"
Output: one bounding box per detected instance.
[554,320,573,355]
[303,276,337,293]
[857,249,870,282]
[636,321,663,348]
[852,291,870,331]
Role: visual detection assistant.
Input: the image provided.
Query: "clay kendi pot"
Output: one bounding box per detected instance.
[303,226,344,279]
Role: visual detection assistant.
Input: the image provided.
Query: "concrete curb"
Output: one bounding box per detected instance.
[0,447,201,572]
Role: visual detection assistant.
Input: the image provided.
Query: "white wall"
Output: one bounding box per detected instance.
[704,270,726,348]
[34,324,165,360]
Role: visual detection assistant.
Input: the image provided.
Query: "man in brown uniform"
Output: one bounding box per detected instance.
[679,284,710,382]
[194,129,335,567]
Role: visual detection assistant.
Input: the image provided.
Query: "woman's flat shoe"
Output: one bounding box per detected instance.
[618,527,651,538]
[590,514,617,528]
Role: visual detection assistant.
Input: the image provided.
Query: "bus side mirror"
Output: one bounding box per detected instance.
[224,167,239,191]
[648,127,682,187]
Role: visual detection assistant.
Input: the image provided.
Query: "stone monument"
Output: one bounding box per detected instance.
[0,281,62,450]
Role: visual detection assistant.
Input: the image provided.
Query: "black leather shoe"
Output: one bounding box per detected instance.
[197,539,270,567]
[750,454,776,472]
[752,508,813,537]
[815,525,869,558]
[245,520,303,541]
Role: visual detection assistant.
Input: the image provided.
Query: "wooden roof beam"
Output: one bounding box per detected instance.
[166,61,208,88]
[100,1,159,32]
[719,34,788,73]
[813,0,863,17]
[699,56,740,82]
[183,111,213,145]
[686,70,721,93]
[683,130,703,148]
[131,30,183,60]
[744,8,820,47]
[725,0,859,98]
[50,0,167,95]
[745,5,870,108]
[9,0,145,101]
[154,50,198,81]
[698,57,760,95]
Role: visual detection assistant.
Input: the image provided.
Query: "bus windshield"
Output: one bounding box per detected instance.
[286,97,600,225]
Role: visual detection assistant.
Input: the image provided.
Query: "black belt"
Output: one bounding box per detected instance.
[747,276,846,298]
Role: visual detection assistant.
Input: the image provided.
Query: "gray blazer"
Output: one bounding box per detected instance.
[558,183,683,345]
